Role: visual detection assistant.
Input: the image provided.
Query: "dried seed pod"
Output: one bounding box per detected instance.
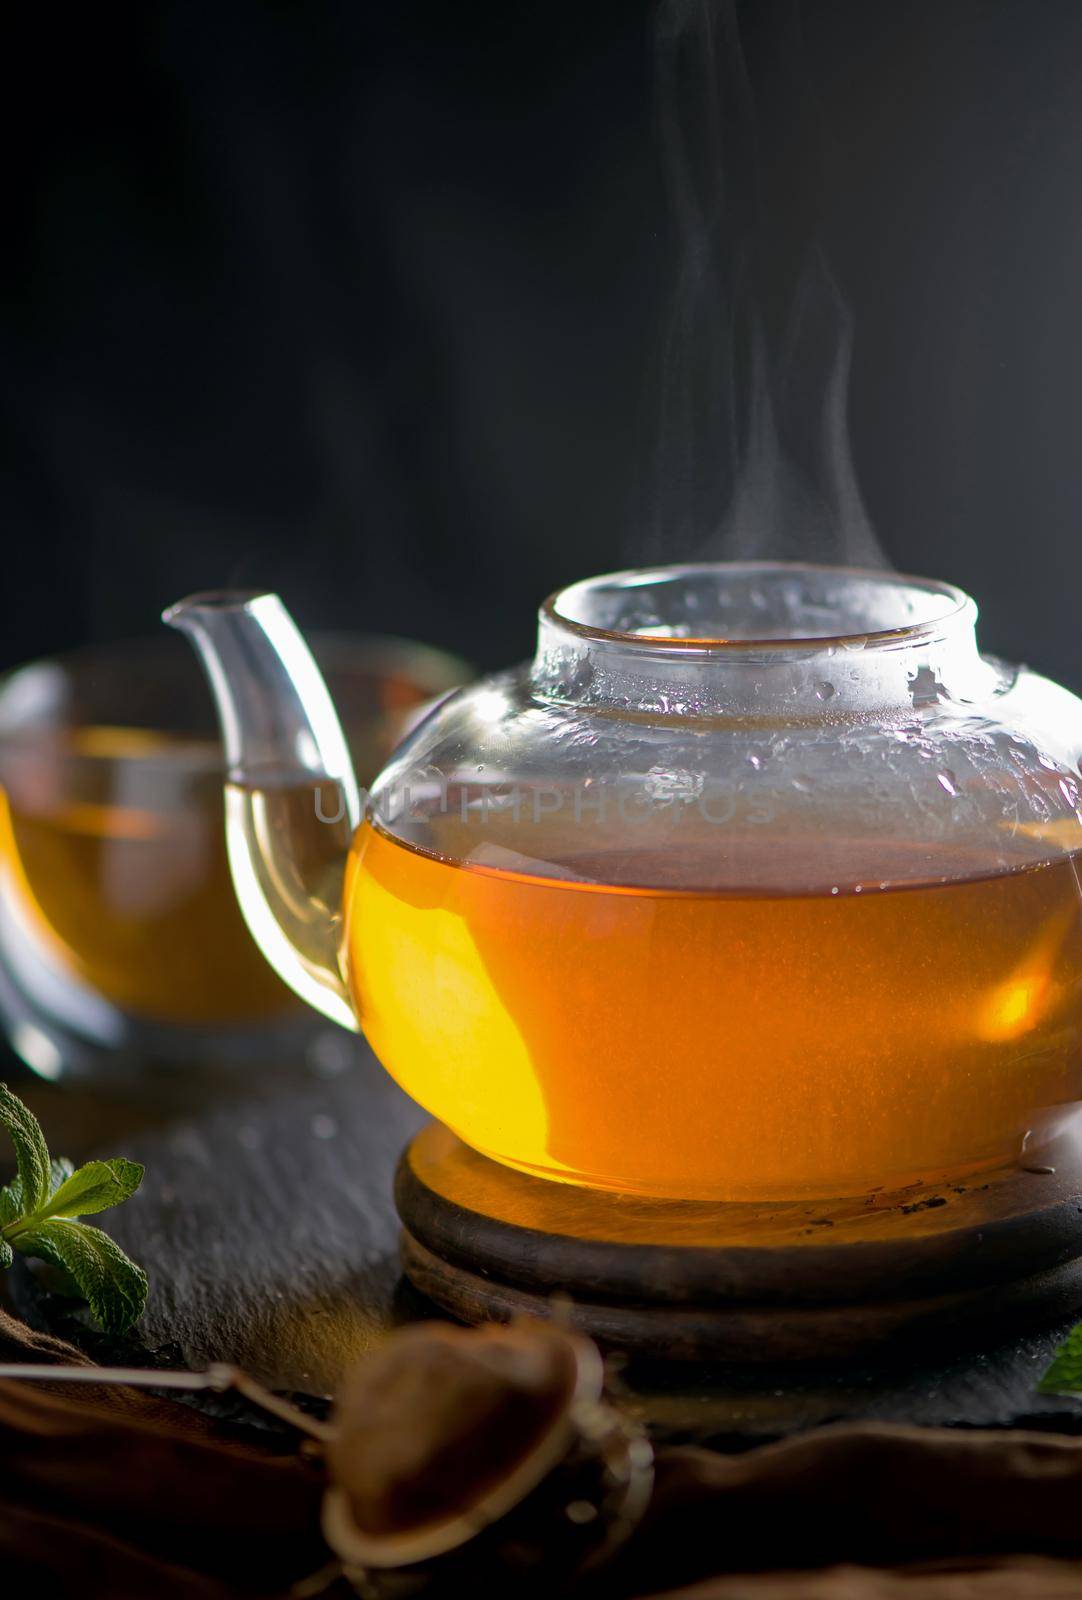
[321,1319,653,1594]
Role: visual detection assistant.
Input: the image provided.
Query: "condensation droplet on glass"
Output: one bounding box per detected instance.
[815,682,836,701]
[936,770,959,797]
[644,765,704,804]
[746,752,764,770]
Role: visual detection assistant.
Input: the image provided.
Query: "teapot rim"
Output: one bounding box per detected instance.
[542,559,975,657]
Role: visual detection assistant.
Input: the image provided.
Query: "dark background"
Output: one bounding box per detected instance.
[3,0,1082,688]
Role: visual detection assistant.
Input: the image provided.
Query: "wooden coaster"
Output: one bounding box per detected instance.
[396,1122,1082,1361]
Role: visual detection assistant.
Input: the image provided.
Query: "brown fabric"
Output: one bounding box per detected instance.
[0,1309,326,1595]
[642,1559,1082,1598]
[0,1301,98,1365]
[5,1306,1082,1598]
[600,1429,1082,1599]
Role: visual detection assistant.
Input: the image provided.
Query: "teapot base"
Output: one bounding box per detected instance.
[395,1121,1082,1363]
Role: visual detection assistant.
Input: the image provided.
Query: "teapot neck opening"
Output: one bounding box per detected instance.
[533,563,992,717]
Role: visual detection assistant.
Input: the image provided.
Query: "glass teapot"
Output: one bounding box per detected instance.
[165,563,1082,1203]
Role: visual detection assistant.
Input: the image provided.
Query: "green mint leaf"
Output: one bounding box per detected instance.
[0,1085,149,1331]
[49,1157,75,1192]
[0,1083,51,1215]
[15,1220,148,1335]
[1039,1323,1082,1394]
[0,1180,24,1229]
[43,1158,144,1221]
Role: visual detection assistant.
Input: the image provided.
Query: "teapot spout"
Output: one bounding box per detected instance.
[164,591,360,1031]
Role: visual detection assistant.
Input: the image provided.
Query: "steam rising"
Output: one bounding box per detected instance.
[642,0,886,569]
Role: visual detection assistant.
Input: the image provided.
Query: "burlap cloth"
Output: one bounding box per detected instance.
[5,1309,1082,1598]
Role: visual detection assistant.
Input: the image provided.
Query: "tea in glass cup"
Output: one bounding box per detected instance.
[0,632,467,1082]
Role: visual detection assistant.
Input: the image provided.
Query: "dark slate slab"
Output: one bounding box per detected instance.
[8,1041,423,1395]
[98,1043,426,1393]
[10,1046,1082,1445]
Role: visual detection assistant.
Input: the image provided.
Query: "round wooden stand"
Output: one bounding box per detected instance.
[396,1122,1082,1362]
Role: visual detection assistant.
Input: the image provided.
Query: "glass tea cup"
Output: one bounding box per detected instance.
[0,631,468,1084]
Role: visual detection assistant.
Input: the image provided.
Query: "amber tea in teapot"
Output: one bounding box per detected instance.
[346,819,1082,1200]
[169,565,1082,1202]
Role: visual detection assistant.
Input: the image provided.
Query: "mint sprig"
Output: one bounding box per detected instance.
[0,1084,147,1335]
[1039,1323,1082,1396]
